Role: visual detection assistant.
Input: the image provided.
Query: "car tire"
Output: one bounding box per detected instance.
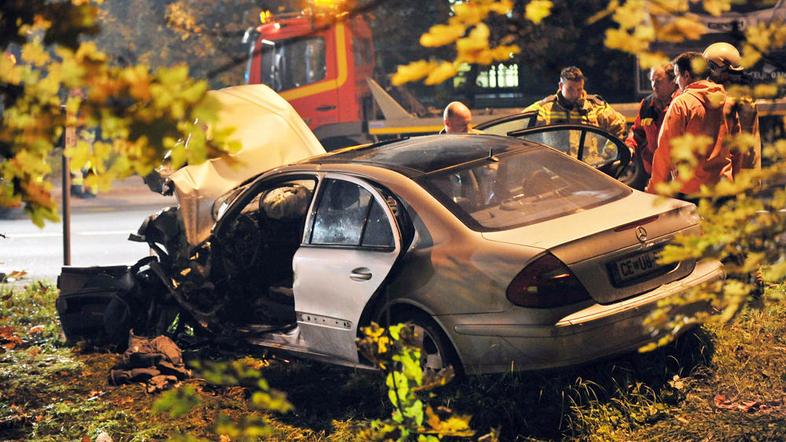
[396,311,463,377]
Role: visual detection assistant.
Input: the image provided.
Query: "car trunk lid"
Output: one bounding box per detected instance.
[482,193,700,304]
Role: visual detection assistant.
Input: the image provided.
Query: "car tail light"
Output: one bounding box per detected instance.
[506,253,591,308]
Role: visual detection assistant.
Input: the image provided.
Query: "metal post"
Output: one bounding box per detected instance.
[62,125,73,266]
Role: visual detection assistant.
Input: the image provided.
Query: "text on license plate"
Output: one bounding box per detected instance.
[613,250,659,283]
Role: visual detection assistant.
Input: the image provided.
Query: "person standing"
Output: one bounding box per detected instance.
[625,63,678,188]
[646,52,733,195]
[440,101,482,134]
[703,42,761,176]
[522,66,627,140]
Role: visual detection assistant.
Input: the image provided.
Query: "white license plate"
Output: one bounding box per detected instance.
[612,250,659,283]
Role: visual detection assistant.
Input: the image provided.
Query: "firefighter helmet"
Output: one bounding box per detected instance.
[703,42,744,72]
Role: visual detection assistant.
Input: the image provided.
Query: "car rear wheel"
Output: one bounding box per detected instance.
[398,312,462,377]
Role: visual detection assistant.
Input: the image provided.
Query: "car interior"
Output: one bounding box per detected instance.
[216,178,316,330]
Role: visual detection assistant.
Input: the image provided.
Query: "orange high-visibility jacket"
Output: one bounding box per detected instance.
[625,94,672,174]
[646,80,733,194]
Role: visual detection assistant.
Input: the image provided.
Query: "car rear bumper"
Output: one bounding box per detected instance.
[439,259,723,375]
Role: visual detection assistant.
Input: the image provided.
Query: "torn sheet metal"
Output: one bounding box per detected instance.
[169,84,325,246]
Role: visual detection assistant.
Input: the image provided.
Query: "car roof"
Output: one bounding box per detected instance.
[302,134,533,177]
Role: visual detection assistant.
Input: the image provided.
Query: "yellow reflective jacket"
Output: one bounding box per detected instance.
[522,91,627,140]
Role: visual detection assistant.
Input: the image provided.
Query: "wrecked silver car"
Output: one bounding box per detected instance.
[57,85,723,375]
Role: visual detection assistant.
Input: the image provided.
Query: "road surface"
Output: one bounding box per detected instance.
[0,177,175,281]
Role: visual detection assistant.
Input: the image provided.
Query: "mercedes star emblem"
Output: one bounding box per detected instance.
[635,226,648,243]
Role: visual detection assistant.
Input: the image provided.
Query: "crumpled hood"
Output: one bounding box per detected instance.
[168,84,325,246]
[683,80,726,111]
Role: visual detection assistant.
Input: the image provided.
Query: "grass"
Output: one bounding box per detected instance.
[1,281,785,441]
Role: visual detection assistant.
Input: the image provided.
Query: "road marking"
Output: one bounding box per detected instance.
[6,230,132,238]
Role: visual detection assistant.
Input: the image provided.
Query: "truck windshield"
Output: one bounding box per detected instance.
[420,148,630,231]
[260,37,326,91]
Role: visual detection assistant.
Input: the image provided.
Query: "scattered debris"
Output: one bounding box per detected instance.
[28,325,45,335]
[95,431,113,442]
[714,394,785,414]
[108,333,191,393]
[3,270,28,283]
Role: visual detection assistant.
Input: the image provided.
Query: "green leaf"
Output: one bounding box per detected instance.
[152,385,200,417]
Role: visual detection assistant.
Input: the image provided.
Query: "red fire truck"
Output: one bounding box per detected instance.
[244,12,378,149]
[244,10,786,149]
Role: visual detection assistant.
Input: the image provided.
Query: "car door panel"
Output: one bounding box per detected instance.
[292,174,402,363]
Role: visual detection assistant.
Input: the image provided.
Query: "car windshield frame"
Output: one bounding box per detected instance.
[417,146,632,232]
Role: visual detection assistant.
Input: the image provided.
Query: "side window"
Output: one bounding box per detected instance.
[353,36,372,67]
[311,179,395,249]
[362,200,394,247]
[479,114,536,136]
[518,129,582,157]
[260,37,326,92]
[581,132,619,166]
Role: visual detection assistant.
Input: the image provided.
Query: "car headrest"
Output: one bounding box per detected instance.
[261,185,311,220]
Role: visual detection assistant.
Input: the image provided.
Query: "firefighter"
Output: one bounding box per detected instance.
[625,62,679,188]
[704,42,761,175]
[440,101,482,134]
[646,52,733,195]
[522,66,627,140]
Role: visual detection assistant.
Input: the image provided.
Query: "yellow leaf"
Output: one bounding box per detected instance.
[0,55,22,84]
[489,0,514,16]
[452,3,484,26]
[525,0,553,24]
[424,61,458,85]
[21,42,51,67]
[456,23,491,63]
[612,0,647,30]
[490,44,521,61]
[587,0,618,25]
[740,44,761,68]
[702,0,731,17]
[462,22,490,51]
[670,133,712,163]
[657,16,707,43]
[66,139,92,170]
[605,28,649,54]
[651,0,689,14]
[420,24,467,48]
[392,60,439,86]
[637,51,670,69]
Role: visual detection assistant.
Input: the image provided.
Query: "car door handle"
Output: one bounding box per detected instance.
[316,105,336,112]
[350,267,373,281]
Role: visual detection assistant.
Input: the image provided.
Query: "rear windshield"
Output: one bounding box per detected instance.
[420,147,631,231]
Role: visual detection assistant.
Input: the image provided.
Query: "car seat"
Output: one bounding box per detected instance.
[258,185,312,297]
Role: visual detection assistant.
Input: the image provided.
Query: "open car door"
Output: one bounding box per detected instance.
[478,113,632,184]
[292,174,403,364]
[507,124,631,181]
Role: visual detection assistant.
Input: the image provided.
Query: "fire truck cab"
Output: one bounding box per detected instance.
[245,12,375,149]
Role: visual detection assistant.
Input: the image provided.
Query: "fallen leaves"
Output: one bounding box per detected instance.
[0,325,23,351]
